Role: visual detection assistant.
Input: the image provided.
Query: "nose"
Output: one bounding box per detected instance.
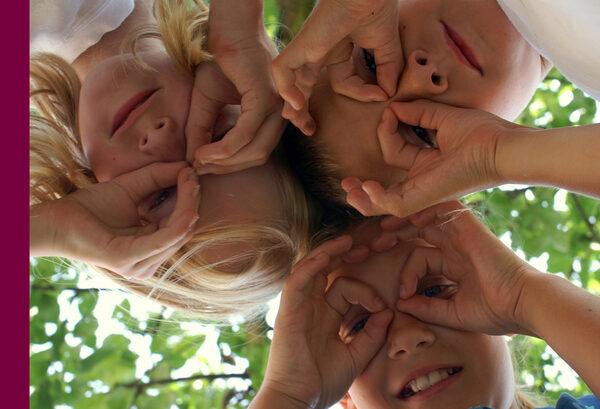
[387,312,437,359]
[395,50,448,100]
[139,116,176,152]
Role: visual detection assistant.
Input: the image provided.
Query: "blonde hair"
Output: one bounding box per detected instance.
[30,0,314,323]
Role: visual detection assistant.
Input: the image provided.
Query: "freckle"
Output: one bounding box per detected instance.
[589,308,593,313]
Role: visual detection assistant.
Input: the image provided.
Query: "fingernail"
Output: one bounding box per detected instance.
[398,285,405,298]
[373,297,384,309]
[188,215,199,229]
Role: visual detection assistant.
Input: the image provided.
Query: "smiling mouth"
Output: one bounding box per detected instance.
[399,367,463,399]
[112,89,159,135]
[442,22,483,75]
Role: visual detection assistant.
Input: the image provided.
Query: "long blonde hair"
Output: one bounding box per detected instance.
[30,0,315,323]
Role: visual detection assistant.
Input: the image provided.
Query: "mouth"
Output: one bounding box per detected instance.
[442,22,483,75]
[210,104,240,143]
[398,367,463,400]
[112,88,159,136]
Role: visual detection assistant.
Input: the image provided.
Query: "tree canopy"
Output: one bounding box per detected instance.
[30,1,599,408]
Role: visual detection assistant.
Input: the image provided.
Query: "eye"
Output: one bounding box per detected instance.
[420,285,448,298]
[349,316,370,336]
[363,48,377,75]
[340,305,371,343]
[151,186,175,209]
[410,126,438,148]
[416,275,456,299]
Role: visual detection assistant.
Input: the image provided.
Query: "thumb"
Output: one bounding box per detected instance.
[347,309,393,371]
[395,296,457,327]
[388,100,464,132]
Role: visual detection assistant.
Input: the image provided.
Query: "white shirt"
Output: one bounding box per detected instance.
[497,0,600,100]
[30,0,135,63]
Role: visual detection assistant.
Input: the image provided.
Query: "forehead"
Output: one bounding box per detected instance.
[329,239,422,306]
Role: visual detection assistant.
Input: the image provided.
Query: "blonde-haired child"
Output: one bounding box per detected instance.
[29,0,318,322]
[251,202,599,409]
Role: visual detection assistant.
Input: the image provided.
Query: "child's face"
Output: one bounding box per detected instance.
[79,51,193,182]
[309,0,547,184]
[329,227,515,409]
[79,51,284,226]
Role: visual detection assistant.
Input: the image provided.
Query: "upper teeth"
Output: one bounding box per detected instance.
[408,368,456,393]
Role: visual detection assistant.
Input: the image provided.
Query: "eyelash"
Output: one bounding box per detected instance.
[151,186,175,209]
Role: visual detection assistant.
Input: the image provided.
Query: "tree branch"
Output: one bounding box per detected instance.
[115,371,251,389]
[571,194,600,243]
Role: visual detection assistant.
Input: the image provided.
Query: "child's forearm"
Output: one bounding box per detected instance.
[518,272,600,396]
[497,124,600,198]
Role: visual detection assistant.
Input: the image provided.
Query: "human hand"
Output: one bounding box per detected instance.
[262,236,393,409]
[186,0,284,174]
[343,100,524,217]
[371,201,537,336]
[40,162,200,279]
[271,0,402,135]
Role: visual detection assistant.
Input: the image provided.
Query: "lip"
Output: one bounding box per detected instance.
[112,88,159,136]
[397,365,463,402]
[442,22,483,75]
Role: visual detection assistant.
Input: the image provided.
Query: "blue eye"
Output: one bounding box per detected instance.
[410,126,436,147]
[151,187,175,209]
[421,285,446,298]
[363,49,377,74]
[349,316,370,336]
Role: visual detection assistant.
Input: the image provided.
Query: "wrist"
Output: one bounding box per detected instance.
[494,125,538,185]
[252,382,314,409]
[514,271,560,337]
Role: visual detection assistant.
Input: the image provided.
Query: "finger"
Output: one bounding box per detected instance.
[341,177,363,193]
[159,168,201,229]
[399,247,443,299]
[194,108,284,172]
[377,108,421,169]
[388,100,467,135]
[271,57,306,111]
[369,231,400,253]
[327,60,388,102]
[129,228,194,279]
[342,245,369,264]
[324,277,385,316]
[346,309,393,373]
[115,162,189,203]
[193,91,280,162]
[345,186,386,217]
[282,100,316,136]
[360,180,406,216]
[108,208,198,278]
[396,295,458,328]
[292,235,353,273]
[380,215,411,231]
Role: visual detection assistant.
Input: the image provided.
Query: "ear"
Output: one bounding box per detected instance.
[339,393,358,409]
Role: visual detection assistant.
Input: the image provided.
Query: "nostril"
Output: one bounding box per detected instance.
[417,341,428,348]
[141,136,148,146]
[431,74,441,85]
[417,57,427,66]
[155,121,165,130]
